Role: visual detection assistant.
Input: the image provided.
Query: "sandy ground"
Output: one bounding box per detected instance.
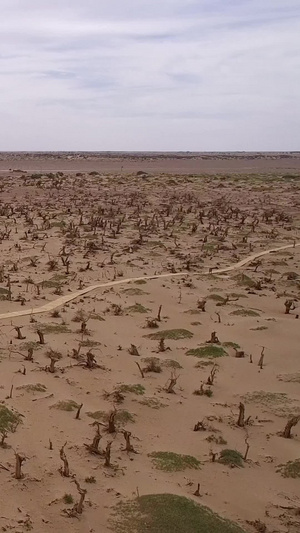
[0,157,299,533]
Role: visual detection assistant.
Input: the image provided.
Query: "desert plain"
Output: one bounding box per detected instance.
[0,152,299,533]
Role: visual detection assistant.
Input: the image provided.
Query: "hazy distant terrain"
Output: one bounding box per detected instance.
[0,152,300,174]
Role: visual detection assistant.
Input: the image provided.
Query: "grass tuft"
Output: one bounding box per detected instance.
[230,309,260,317]
[109,493,247,533]
[218,449,244,468]
[50,400,80,412]
[145,329,193,340]
[119,384,145,395]
[277,459,300,478]
[187,345,228,358]
[87,409,135,424]
[149,451,201,472]
[17,383,47,393]
[127,303,149,314]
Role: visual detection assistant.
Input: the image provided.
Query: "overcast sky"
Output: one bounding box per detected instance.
[0,0,299,151]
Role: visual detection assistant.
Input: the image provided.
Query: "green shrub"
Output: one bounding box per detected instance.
[219,449,244,468]
[149,451,201,472]
[110,493,247,532]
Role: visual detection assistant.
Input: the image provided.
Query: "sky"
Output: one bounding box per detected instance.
[0,0,299,151]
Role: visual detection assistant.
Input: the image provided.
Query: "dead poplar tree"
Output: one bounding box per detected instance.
[165,372,178,394]
[206,331,220,344]
[197,298,206,312]
[108,409,117,433]
[157,305,162,322]
[37,329,45,344]
[75,403,83,420]
[86,351,98,369]
[46,349,62,373]
[244,434,250,461]
[207,364,218,385]
[135,361,144,378]
[157,337,169,352]
[193,483,201,497]
[258,347,265,369]
[123,431,136,453]
[128,344,140,356]
[85,422,102,454]
[237,402,245,427]
[14,326,26,340]
[281,415,300,439]
[284,299,295,314]
[104,441,112,467]
[15,453,26,479]
[72,479,87,514]
[26,347,34,361]
[59,443,70,477]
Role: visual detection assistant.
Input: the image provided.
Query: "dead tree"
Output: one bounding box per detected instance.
[14,326,26,340]
[26,347,34,361]
[135,361,144,378]
[15,453,26,479]
[85,422,102,454]
[197,298,206,312]
[46,349,62,373]
[123,431,136,453]
[284,299,295,314]
[281,415,300,439]
[237,402,245,427]
[128,344,140,356]
[234,347,245,358]
[207,365,218,385]
[37,329,45,344]
[108,409,117,433]
[86,351,98,369]
[206,331,220,344]
[258,347,265,369]
[165,372,178,394]
[193,483,201,497]
[193,420,206,432]
[72,479,87,514]
[104,441,112,467]
[244,435,250,460]
[59,443,70,477]
[157,305,162,322]
[157,337,170,352]
[75,403,83,420]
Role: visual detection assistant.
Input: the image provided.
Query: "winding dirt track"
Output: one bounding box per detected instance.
[0,242,298,321]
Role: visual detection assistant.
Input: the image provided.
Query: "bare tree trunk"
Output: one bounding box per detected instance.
[237,402,245,427]
[73,479,87,514]
[108,409,116,433]
[104,442,112,467]
[123,431,136,453]
[37,329,45,344]
[59,443,70,477]
[157,305,162,322]
[85,423,102,454]
[75,403,83,420]
[15,453,26,479]
[135,361,144,378]
[282,415,300,438]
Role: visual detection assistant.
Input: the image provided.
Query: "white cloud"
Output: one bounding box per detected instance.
[0,0,299,150]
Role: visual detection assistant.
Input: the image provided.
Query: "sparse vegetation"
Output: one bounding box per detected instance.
[110,494,247,532]
[145,329,193,340]
[187,345,228,358]
[277,459,300,478]
[218,449,244,468]
[51,400,81,412]
[149,451,201,471]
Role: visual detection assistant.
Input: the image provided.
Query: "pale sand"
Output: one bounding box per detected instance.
[0,160,299,533]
